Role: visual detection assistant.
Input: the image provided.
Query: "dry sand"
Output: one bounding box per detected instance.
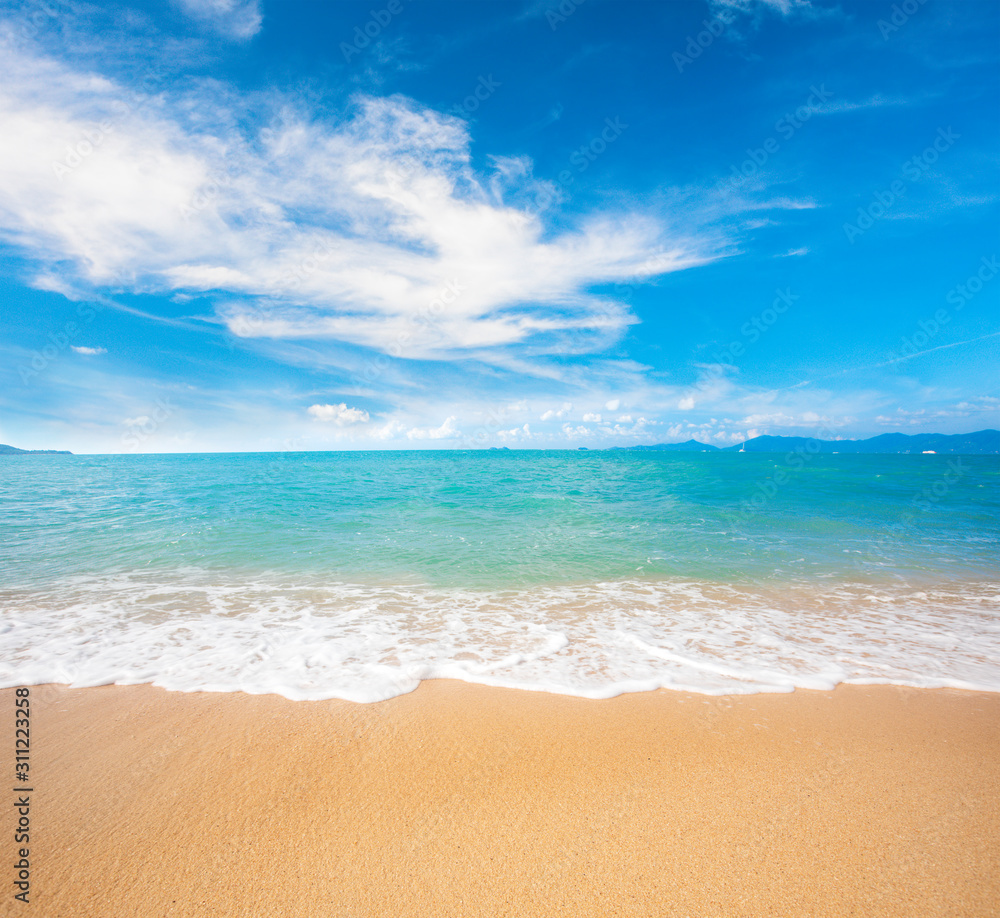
[4,681,999,918]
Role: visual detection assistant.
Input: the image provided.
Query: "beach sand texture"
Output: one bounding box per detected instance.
[7,681,999,918]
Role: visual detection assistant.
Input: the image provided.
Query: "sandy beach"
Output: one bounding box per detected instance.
[4,681,997,917]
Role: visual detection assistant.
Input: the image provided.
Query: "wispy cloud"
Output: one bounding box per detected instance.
[708,0,835,21]
[787,331,1000,386]
[875,397,1000,426]
[174,0,262,40]
[0,37,712,364]
[816,94,913,114]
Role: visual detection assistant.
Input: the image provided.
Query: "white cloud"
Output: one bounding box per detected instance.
[407,416,459,440]
[71,345,107,355]
[0,39,711,364]
[174,0,263,40]
[540,402,573,421]
[497,423,532,443]
[373,419,407,440]
[604,399,620,411]
[582,412,602,422]
[677,396,695,410]
[307,403,370,425]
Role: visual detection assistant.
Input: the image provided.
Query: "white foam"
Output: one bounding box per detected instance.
[1,572,999,701]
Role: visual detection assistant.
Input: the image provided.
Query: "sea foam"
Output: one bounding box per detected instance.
[1,572,998,701]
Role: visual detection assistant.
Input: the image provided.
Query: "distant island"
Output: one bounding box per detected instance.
[614,429,1000,455]
[621,439,715,452]
[2,431,998,457]
[0,444,73,455]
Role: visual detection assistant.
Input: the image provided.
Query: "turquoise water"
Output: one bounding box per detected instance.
[1,451,998,699]
[3,451,997,587]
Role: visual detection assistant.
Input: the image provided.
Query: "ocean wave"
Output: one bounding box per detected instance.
[1,572,998,701]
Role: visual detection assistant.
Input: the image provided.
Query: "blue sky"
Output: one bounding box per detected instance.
[0,0,997,452]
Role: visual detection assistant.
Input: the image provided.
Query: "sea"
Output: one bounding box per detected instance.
[1,450,998,701]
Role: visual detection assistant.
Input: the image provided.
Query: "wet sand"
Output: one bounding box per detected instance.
[6,681,999,917]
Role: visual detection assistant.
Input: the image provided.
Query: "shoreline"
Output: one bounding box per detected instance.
[7,681,1000,917]
[6,571,1000,702]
